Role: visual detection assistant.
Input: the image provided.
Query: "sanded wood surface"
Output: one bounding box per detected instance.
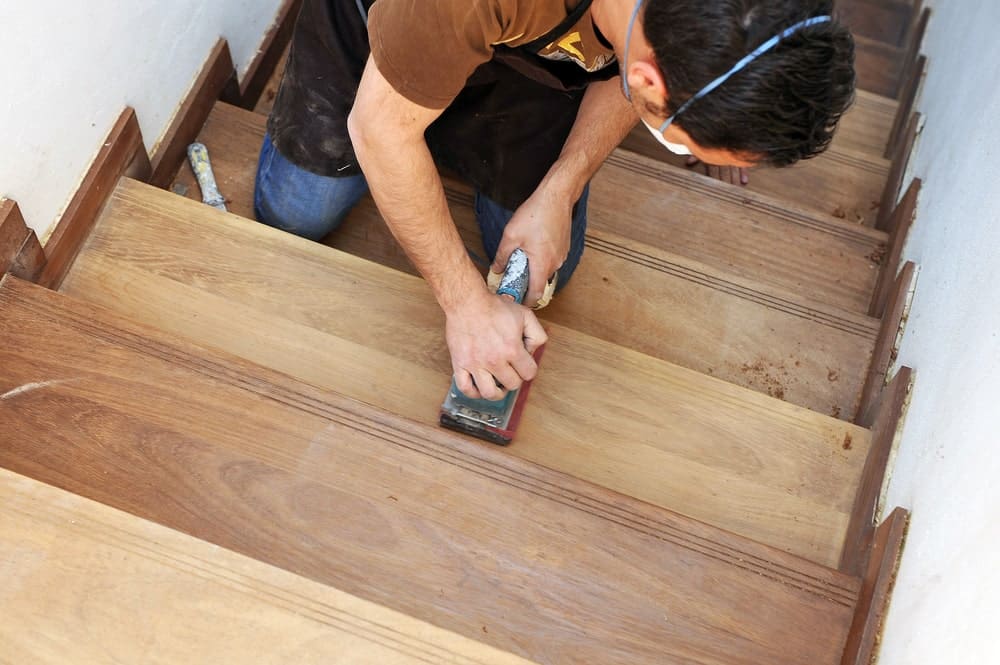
[854,34,905,98]
[836,89,898,157]
[0,276,860,665]
[620,129,891,226]
[176,102,886,314]
[0,198,30,275]
[62,178,872,567]
[871,179,920,317]
[877,113,921,231]
[838,0,913,45]
[0,468,536,665]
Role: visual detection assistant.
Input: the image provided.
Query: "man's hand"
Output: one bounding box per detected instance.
[445,290,548,400]
[685,156,750,186]
[492,187,573,307]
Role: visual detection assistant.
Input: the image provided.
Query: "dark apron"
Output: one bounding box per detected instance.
[267,0,616,210]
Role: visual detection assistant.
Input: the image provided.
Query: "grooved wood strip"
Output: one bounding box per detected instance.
[841,508,909,665]
[871,179,920,317]
[37,107,148,290]
[840,369,913,577]
[0,468,537,665]
[0,276,859,665]
[61,179,873,566]
[619,127,890,226]
[240,0,303,109]
[0,198,31,275]
[149,39,240,189]
[856,262,916,425]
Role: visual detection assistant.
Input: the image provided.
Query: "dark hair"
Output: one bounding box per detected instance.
[643,0,855,166]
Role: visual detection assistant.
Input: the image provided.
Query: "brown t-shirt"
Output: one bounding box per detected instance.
[369,0,615,109]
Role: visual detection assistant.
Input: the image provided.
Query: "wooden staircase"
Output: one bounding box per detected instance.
[0,1,926,662]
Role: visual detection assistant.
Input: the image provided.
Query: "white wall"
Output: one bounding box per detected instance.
[0,0,282,239]
[878,1,1000,662]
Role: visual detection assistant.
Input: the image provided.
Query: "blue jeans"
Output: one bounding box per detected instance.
[254,133,589,287]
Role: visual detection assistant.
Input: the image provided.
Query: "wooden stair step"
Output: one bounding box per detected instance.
[177,101,886,315]
[0,275,862,665]
[854,33,906,98]
[837,0,914,47]
[62,178,871,567]
[0,467,535,665]
[620,128,891,226]
[833,89,898,157]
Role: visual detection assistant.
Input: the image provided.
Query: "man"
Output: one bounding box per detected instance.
[256,0,855,402]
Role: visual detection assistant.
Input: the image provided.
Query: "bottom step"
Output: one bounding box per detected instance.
[0,275,859,665]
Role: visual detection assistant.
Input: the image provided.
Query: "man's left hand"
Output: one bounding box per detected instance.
[492,188,572,308]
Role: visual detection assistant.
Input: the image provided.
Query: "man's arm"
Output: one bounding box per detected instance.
[348,55,545,401]
[492,75,639,304]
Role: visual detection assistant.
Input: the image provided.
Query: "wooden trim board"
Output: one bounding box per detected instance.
[37,107,150,290]
[886,55,927,160]
[239,0,303,109]
[877,113,921,232]
[857,261,917,423]
[149,39,240,188]
[0,198,45,281]
[0,275,861,665]
[0,467,536,665]
[871,179,920,317]
[841,508,910,665]
[840,367,913,576]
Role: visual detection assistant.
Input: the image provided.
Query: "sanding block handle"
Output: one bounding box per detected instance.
[187,142,227,211]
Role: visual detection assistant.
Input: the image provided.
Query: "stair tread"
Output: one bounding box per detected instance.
[1,275,858,665]
[179,101,886,315]
[63,178,871,567]
[0,467,536,665]
[823,89,898,157]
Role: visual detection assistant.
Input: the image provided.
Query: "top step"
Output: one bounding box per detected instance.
[0,275,860,665]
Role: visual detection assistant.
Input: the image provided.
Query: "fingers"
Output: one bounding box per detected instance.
[739,167,750,186]
[492,238,515,275]
[521,310,548,354]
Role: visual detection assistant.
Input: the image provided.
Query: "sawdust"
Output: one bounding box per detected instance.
[867,244,888,265]
[831,405,842,419]
[737,359,789,400]
[828,369,840,382]
[842,433,854,450]
[832,206,847,219]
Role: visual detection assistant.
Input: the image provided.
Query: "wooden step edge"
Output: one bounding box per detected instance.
[1,468,538,665]
[239,0,302,110]
[1,273,862,605]
[1,199,46,282]
[840,367,913,576]
[856,261,918,423]
[898,8,932,101]
[886,55,927,160]
[855,89,900,119]
[871,179,921,317]
[605,149,888,246]
[149,39,241,189]
[37,107,151,291]
[840,507,910,665]
[877,112,922,232]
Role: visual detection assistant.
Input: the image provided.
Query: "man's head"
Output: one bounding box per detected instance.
[619,0,855,167]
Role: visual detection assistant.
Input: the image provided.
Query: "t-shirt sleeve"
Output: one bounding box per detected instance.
[368,0,507,109]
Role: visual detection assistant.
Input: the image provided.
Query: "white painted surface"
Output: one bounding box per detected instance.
[0,0,282,238]
[878,1,1000,663]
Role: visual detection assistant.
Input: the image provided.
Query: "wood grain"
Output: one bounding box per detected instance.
[837,0,913,46]
[61,178,873,567]
[1,198,31,275]
[886,55,926,160]
[854,34,905,98]
[149,39,240,188]
[253,43,290,116]
[619,128,891,227]
[841,508,910,665]
[0,275,860,665]
[871,179,920,317]
[877,113,921,232]
[240,0,303,110]
[0,467,536,665]
[37,107,149,290]
[836,89,898,157]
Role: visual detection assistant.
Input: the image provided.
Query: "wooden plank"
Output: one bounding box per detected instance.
[837,0,913,46]
[254,43,290,116]
[37,107,150,290]
[870,179,920,317]
[897,9,931,106]
[840,368,913,575]
[239,0,303,110]
[149,39,240,189]
[0,198,31,275]
[877,113,921,232]
[60,178,874,567]
[836,89,898,157]
[619,128,891,227]
[0,276,861,665]
[886,55,926,160]
[854,34,905,98]
[11,231,46,282]
[841,508,910,665]
[176,102,888,314]
[0,468,536,665]
[856,262,916,424]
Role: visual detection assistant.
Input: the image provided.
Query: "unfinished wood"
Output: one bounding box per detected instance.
[0,276,860,665]
[37,107,150,290]
[854,34,905,98]
[871,179,920,317]
[877,113,921,232]
[898,9,931,105]
[620,128,891,226]
[177,102,887,314]
[856,261,916,423]
[149,39,240,188]
[0,468,536,665]
[62,178,873,566]
[841,369,913,576]
[240,0,303,110]
[886,55,926,160]
[837,0,913,46]
[11,231,46,282]
[841,508,909,665]
[254,44,290,116]
[836,89,898,156]
[0,198,31,275]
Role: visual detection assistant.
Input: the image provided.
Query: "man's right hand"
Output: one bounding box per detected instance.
[445,290,547,401]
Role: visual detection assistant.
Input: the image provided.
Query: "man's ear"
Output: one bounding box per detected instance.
[626,59,668,101]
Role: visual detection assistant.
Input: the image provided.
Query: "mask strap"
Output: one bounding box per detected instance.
[658,15,833,132]
[621,0,645,101]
